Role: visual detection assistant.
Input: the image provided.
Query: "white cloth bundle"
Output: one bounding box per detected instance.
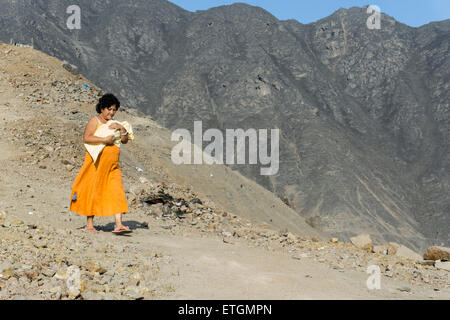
[84,120,134,164]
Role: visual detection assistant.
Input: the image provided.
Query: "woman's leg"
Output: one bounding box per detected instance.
[86,216,94,228]
[113,213,131,232]
[114,213,122,228]
[85,216,98,233]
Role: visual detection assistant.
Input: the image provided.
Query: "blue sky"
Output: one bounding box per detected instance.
[168,0,450,27]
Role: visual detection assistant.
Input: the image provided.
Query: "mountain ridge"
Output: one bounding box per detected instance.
[1,0,449,251]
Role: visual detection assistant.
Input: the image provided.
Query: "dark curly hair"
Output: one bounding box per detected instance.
[96,93,121,114]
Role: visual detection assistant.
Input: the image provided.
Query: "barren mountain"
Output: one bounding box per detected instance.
[0,0,449,251]
[0,42,449,300]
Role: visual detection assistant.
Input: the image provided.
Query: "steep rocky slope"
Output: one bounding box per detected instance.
[0,42,449,300]
[0,0,449,251]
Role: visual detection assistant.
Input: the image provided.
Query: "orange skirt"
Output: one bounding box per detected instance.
[70,145,129,217]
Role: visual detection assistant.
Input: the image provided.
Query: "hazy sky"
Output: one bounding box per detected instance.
[168,0,450,27]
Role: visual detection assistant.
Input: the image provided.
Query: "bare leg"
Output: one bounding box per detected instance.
[85,216,98,233]
[86,216,94,228]
[113,213,131,232]
[114,213,123,229]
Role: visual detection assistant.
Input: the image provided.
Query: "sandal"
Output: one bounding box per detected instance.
[85,226,99,234]
[112,225,132,235]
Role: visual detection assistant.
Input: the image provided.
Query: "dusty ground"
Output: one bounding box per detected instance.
[0,42,448,300]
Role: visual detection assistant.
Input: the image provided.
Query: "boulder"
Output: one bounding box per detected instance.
[434,260,450,272]
[387,242,401,255]
[62,61,79,75]
[0,261,13,275]
[83,261,107,274]
[395,245,422,262]
[373,245,389,255]
[418,260,435,266]
[350,234,373,251]
[423,246,450,261]
[82,291,103,300]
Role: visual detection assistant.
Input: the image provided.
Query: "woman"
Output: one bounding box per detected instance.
[70,93,131,234]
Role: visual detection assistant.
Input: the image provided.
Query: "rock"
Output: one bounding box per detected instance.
[395,245,422,262]
[330,238,339,243]
[233,229,247,238]
[2,221,11,228]
[0,210,6,223]
[221,231,232,238]
[83,261,107,274]
[62,61,79,75]
[373,245,389,255]
[49,286,63,299]
[43,146,54,153]
[10,219,24,226]
[0,261,13,276]
[223,238,233,244]
[82,291,103,300]
[418,260,435,266]
[350,234,373,251]
[286,232,297,242]
[54,271,68,280]
[434,260,450,271]
[150,208,164,218]
[68,287,81,299]
[33,240,48,248]
[292,253,309,260]
[99,275,112,285]
[423,246,450,261]
[139,177,149,184]
[125,286,144,300]
[397,286,411,293]
[387,242,401,255]
[278,228,288,237]
[41,268,56,277]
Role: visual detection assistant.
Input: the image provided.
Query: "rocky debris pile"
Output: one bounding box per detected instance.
[0,51,101,110]
[423,246,450,272]
[2,117,85,178]
[424,247,450,262]
[344,234,450,288]
[129,181,247,236]
[351,234,450,266]
[130,181,450,291]
[0,214,173,300]
[19,77,99,109]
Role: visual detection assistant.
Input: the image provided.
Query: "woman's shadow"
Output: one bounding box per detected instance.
[80,221,149,236]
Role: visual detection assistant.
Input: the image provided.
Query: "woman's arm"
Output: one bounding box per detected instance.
[109,122,129,144]
[83,118,112,145]
[120,132,129,144]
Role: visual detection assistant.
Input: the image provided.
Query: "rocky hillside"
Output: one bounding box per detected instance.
[0,42,449,300]
[1,0,448,251]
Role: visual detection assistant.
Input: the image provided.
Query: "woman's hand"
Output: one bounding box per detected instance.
[104,135,115,146]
